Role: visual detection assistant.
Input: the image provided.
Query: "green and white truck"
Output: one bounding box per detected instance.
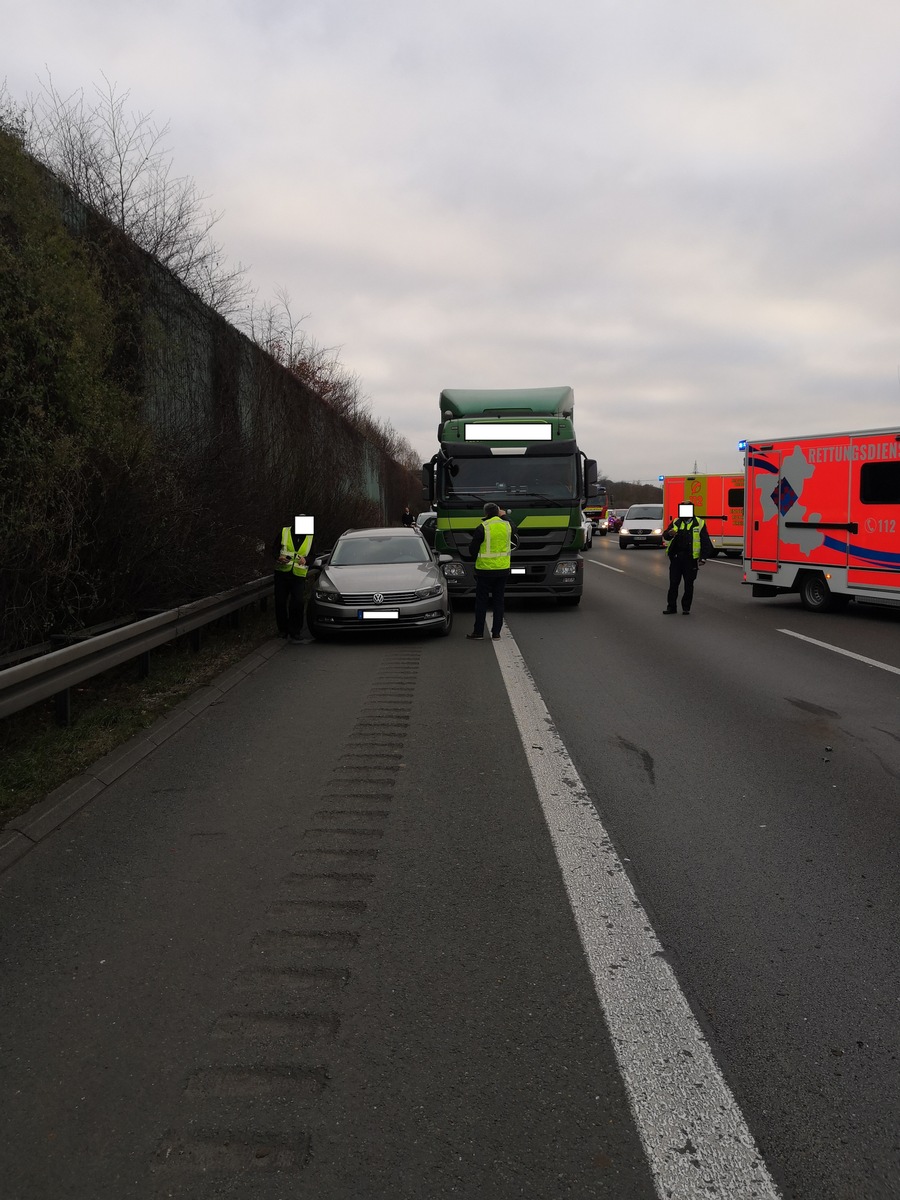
[422,387,601,605]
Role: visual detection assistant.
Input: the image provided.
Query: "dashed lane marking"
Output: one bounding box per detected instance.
[584,558,625,573]
[493,626,782,1200]
[779,629,900,675]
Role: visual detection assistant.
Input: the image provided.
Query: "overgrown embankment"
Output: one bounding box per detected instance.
[0,130,419,654]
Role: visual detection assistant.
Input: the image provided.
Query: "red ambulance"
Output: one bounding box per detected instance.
[661,474,744,556]
[742,427,900,611]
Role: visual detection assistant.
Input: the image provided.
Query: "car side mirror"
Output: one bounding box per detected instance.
[312,553,330,568]
[438,553,453,564]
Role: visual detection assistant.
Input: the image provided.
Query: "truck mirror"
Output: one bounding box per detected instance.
[421,463,434,500]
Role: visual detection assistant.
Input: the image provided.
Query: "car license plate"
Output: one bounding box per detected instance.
[359,610,399,620]
[634,536,646,541]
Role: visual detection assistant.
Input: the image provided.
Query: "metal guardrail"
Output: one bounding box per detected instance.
[0,578,273,722]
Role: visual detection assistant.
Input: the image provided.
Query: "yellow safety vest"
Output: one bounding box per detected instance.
[666,518,704,560]
[276,528,313,577]
[475,517,512,571]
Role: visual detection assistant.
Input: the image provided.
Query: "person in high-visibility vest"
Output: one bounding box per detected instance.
[662,502,713,615]
[466,503,518,640]
[272,515,313,642]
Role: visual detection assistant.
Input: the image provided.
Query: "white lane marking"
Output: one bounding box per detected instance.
[585,558,624,573]
[779,629,900,676]
[493,628,781,1200]
[706,557,743,567]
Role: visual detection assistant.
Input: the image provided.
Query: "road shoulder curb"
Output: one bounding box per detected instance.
[0,637,284,876]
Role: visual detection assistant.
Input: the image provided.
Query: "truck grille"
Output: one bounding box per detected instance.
[441,529,568,556]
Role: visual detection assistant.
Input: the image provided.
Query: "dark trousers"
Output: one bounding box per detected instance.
[274,570,306,636]
[474,570,508,635]
[667,554,698,612]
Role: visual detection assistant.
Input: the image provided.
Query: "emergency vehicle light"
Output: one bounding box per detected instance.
[737,440,748,452]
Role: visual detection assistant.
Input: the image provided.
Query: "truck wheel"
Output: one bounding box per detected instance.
[799,573,836,612]
[558,595,581,607]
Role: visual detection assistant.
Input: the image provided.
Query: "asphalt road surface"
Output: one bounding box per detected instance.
[1,543,898,1199]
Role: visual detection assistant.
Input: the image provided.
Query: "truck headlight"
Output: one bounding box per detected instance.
[553,561,577,577]
[442,562,466,579]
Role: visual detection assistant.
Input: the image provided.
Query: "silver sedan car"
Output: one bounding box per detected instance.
[307,527,453,639]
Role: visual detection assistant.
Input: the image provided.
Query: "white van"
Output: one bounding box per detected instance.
[618,504,665,549]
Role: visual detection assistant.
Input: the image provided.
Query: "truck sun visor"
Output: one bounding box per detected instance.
[464,422,552,441]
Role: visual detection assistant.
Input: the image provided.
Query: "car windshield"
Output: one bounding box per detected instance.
[331,535,431,566]
[627,506,662,520]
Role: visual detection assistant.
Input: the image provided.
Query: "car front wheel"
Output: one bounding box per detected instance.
[619,539,629,549]
[433,608,453,636]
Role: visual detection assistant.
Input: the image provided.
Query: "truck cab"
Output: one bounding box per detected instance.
[423,388,600,606]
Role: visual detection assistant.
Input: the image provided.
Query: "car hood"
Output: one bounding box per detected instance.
[322,562,442,593]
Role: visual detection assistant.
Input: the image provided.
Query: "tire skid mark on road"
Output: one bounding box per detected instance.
[150,645,422,1187]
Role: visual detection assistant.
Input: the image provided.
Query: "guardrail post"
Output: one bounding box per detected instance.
[190,628,202,653]
[54,687,72,726]
[139,650,151,678]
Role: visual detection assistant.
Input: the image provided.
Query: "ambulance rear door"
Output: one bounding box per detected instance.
[847,433,900,592]
[746,448,781,567]
[662,476,686,527]
[724,474,745,550]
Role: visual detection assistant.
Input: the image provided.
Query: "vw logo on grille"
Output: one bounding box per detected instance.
[373,593,384,604]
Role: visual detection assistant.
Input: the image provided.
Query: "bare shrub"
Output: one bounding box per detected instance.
[1,72,250,317]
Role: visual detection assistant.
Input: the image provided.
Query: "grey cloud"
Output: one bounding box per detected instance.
[7,0,900,483]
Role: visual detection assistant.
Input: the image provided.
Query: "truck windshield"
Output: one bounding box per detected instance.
[443,456,577,503]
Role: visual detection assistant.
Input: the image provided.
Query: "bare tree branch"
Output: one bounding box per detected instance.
[6,70,251,315]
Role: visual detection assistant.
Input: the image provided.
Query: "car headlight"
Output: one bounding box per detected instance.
[652,529,662,535]
[416,584,444,599]
[315,587,343,604]
[553,560,578,577]
[442,562,466,578]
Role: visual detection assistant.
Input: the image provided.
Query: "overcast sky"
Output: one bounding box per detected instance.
[6,0,900,482]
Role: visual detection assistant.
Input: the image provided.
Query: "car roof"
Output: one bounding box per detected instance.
[338,527,424,539]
